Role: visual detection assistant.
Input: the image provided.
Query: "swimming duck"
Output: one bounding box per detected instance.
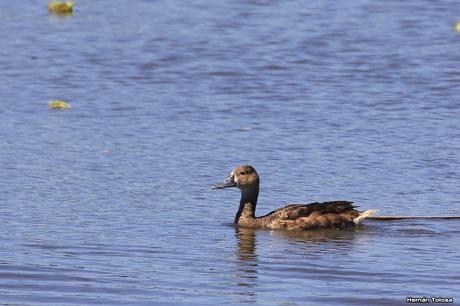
[213,165,378,230]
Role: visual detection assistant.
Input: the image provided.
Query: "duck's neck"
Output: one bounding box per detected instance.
[234,185,259,224]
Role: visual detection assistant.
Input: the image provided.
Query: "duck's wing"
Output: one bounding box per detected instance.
[259,201,376,230]
[264,201,357,220]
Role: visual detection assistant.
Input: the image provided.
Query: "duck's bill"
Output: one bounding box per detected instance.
[212,173,236,189]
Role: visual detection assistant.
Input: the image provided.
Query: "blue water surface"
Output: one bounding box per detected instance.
[0,0,459,305]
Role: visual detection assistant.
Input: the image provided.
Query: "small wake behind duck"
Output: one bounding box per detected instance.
[213,165,460,230]
[368,215,460,220]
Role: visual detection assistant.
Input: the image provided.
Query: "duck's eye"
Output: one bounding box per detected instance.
[240,171,245,175]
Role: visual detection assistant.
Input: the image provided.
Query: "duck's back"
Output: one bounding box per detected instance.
[261,201,361,230]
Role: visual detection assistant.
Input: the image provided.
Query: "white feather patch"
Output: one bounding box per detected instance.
[353,209,379,224]
[232,171,238,183]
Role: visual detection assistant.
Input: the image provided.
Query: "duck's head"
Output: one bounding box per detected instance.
[212,165,259,190]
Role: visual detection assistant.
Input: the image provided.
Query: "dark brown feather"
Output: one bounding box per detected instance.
[263,201,357,220]
[257,201,361,230]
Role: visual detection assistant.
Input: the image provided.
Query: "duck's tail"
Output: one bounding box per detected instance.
[354,209,379,224]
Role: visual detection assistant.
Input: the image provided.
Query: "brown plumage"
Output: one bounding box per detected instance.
[213,165,378,230]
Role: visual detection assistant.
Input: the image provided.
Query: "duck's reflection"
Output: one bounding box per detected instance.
[232,224,375,302]
[230,226,259,303]
[234,226,258,287]
[270,226,360,243]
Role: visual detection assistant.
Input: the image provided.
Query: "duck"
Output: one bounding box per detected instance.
[212,165,378,230]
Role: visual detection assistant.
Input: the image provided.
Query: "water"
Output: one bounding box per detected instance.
[1,0,460,305]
